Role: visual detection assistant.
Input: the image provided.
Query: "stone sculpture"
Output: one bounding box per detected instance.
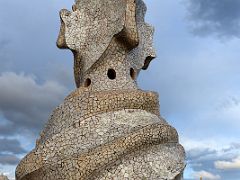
[0,174,9,180]
[16,0,185,179]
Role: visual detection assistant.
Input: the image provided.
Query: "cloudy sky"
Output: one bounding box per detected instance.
[0,0,240,179]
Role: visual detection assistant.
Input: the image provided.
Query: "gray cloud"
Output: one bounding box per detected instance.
[187,148,220,173]
[223,142,240,152]
[185,0,240,38]
[0,154,20,166]
[0,124,14,137]
[186,144,240,180]
[0,72,68,136]
[0,39,10,50]
[187,148,217,161]
[0,139,26,154]
[0,138,25,166]
[215,156,240,170]
[215,96,240,113]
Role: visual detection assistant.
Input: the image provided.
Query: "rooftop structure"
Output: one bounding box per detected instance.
[16,0,185,179]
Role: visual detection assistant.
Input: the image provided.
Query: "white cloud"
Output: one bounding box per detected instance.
[182,137,240,161]
[215,156,240,170]
[182,137,240,179]
[181,137,227,152]
[192,170,221,180]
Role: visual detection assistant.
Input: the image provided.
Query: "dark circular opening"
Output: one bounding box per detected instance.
[107,69,116,80]
[130,68,136,80]
[84,78,91,87]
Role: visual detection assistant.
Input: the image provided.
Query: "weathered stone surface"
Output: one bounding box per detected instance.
[0,174,9,180]
[16,0,185,179]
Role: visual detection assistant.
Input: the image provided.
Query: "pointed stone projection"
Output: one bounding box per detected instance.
[16,0,185,179]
